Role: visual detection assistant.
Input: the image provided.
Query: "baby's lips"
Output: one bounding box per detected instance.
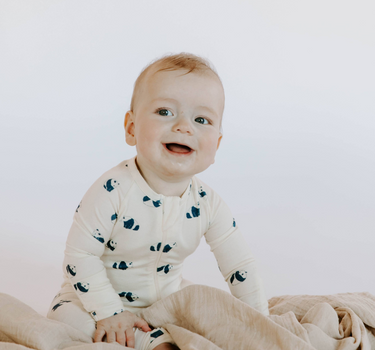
[164,143,194,153]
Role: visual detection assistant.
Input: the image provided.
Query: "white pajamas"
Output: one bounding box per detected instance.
[48,157,269,349]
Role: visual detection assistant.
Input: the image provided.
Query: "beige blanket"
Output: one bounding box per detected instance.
[1,285,374,350]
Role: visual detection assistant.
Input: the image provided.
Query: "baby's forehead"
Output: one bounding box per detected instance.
[132,65,225,117]
[147,66,220,86]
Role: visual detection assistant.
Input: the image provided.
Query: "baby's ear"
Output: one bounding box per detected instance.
[211,133,223,165]
[124,111,136,146]
[216,133,223,150]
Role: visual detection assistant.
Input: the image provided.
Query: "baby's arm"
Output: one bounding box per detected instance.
[65,176,124,319]
[64,170,151,345]
[204,192,269,315]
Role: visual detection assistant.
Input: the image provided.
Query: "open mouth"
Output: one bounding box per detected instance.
[164,143,193,154]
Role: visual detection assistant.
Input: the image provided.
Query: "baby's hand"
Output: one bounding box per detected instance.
[94,311,152,348]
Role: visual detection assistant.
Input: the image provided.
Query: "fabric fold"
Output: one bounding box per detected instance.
[1,286,375,350]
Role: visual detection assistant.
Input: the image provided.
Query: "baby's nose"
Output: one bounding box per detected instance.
[172,117,194,134]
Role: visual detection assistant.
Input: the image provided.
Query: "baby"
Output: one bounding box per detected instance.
[47,53,269,350]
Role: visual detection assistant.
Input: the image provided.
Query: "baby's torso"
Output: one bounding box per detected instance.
[101,179,209,307]
[60,158,213,312]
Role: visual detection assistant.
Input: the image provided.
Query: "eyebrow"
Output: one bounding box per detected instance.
[196,105,219,117]
[150,97,178,105]
[151,98,219,117]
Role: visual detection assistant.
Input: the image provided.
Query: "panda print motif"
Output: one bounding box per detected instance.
[74,282,90,294]
[150,242,162,252]
[230,270,247,286]
[51,300,71,311]
[157,264,173,275]
[113,308,124,316]
[150,329,164,343]
[106,240,117,251]
[185,182,192,196]
[150,242,177,253]
[143,196,162,208]
[198,186,207,199]
[162,242,177,253]
[66,264,76,277]
[75,201,81,213]
[123,216,140,231]
[186,202,200,219]
[92,229,105,243]
[112,261,133,270]
[103,179,120,192]
[111,213,118,224]
[118,292,138,302]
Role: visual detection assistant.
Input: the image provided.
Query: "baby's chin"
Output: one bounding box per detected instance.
[137,151,215,180]
[160,159,213,179]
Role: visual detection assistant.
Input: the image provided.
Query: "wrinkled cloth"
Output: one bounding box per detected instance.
[1,285,375,350]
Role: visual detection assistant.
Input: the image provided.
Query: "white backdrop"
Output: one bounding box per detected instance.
[1,0,374,316]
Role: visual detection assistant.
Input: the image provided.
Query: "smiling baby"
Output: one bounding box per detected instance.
[47,53,269,350]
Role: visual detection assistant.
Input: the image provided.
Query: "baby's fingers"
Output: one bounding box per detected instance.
[134,316,151,332]
[116,331,126,347]
[125,328,135,348]
[106,330,116,344]
[93,328,106,343]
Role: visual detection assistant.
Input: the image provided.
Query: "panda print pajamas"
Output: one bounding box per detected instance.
[48,157,269,349]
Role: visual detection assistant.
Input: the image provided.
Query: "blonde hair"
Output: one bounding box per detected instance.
[130,52,222,112]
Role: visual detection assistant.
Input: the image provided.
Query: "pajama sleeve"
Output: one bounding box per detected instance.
[204,194,269,316]
[63,175,125,321]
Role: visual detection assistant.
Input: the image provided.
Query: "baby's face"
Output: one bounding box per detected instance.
[125,69,224,182]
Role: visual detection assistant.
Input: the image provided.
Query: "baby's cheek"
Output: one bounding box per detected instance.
[201,143,219,167]
[137,134,156,156]
[207,137,220,155]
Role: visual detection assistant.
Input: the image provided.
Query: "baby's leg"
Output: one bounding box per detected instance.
[135,327,177,350]
[47,291,96,338]
[47,292,177,350]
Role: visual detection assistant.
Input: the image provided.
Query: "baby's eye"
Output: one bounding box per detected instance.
[194,117,209,125]
[157,109,173,116]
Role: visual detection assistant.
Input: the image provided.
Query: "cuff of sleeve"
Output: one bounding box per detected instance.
[89,304,125,322]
